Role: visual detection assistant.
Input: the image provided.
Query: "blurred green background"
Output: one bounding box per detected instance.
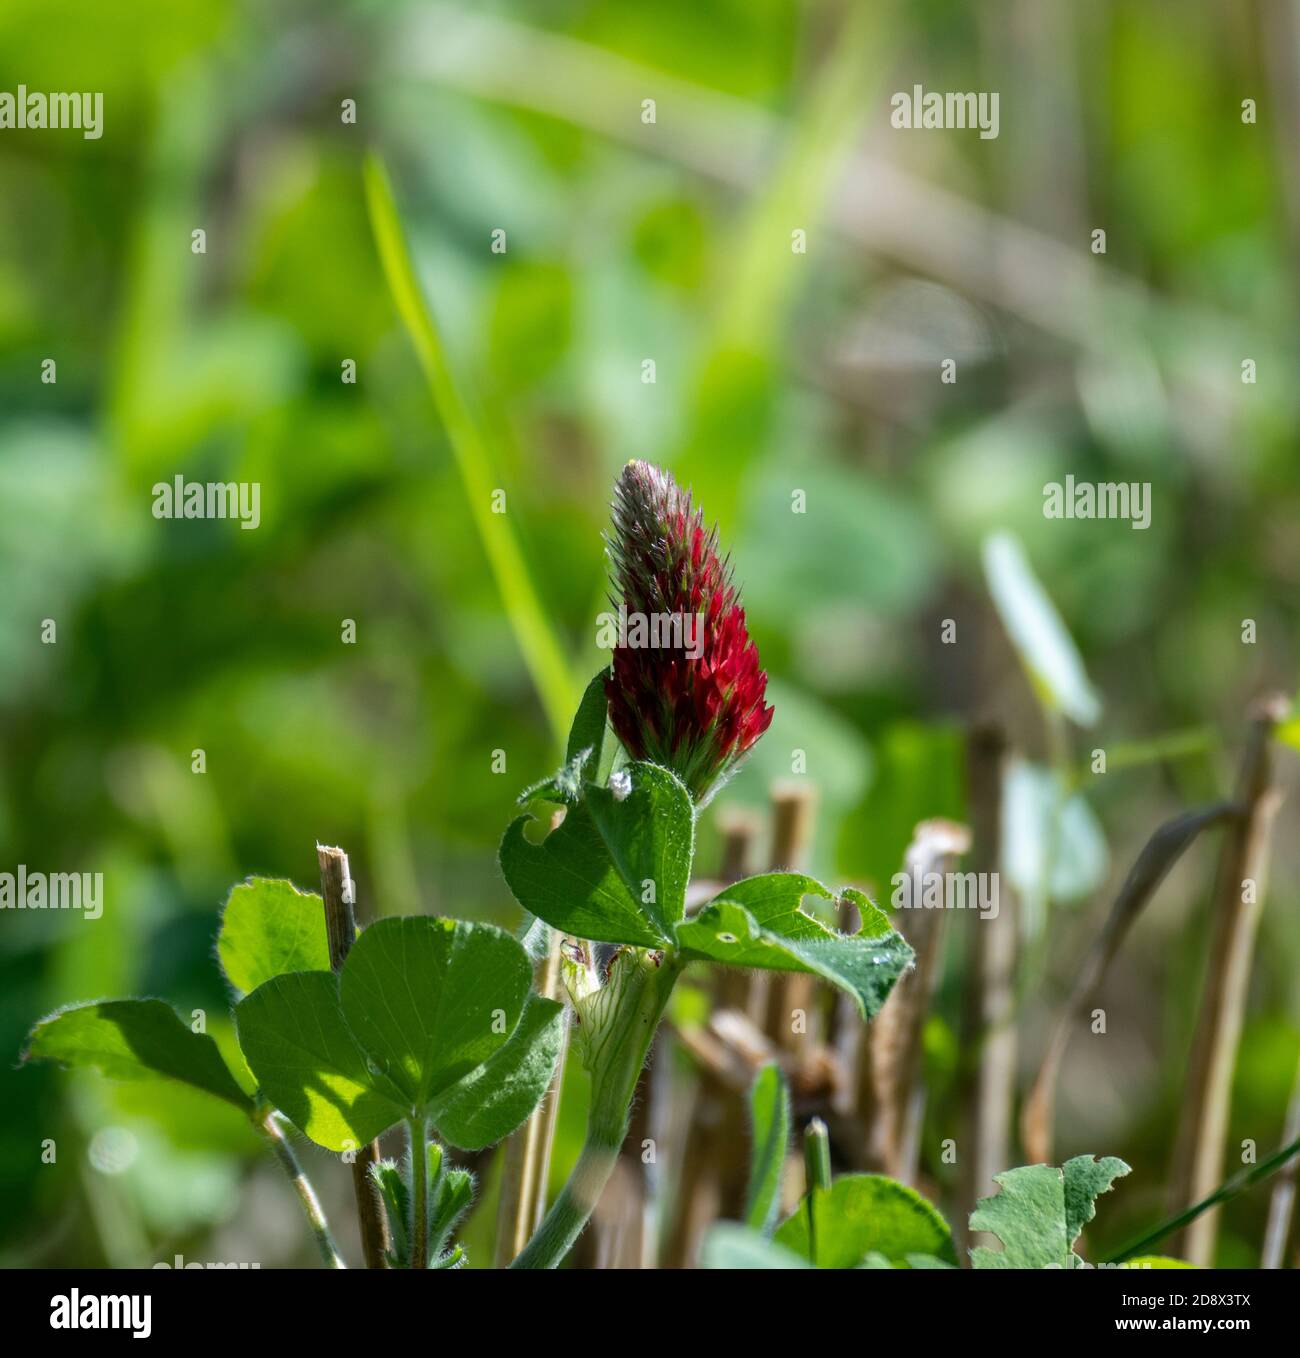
[2,0,1298,1268]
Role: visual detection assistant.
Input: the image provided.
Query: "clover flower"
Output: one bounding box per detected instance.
[604,460,773,802]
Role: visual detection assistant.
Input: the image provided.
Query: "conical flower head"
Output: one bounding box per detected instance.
[604,460,773,802]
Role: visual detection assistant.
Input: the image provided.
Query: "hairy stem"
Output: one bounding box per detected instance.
[258,1108,345,1269]
[409,1116,428,1269]
[511,950,683,1269]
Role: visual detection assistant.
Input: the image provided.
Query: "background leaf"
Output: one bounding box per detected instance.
[983,531,1101,726]
[775,1174,956,1268]
[700,1222,812,1269]
[24,999,252,1111]
[1002,759,1109,906]
[365,153,577,743]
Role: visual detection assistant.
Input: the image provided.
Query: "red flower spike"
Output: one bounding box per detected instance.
[603,460,773,803]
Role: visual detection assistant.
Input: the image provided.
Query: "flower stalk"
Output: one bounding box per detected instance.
[511,948,684,1268]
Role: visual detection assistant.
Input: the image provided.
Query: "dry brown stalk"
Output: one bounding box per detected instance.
[762,783,820,1058]
[316,844,390,1269]
[661,809,762,1267]
[1261,1052,1300,1268]
[494,929,568,1266]
[867,818,971,1182]
[1168,696,1287,1266]
[956,724,1016,1253]
[1020,801,1236,1166]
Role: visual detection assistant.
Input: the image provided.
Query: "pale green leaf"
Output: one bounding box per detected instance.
[217,877,332,996]
[970,1155,1131,1269]
[1003,759,1109,905]
[701,1223,812,1269]
[983,531,1101,726]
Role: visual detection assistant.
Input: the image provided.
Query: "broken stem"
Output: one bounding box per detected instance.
[317,843,392,1269]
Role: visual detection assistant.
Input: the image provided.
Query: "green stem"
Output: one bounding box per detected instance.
[803,1118,831,1265]
[804,1117,832,1191]
[508,1135,621,1270]
[1106,1132,1300,1263]
[258,1109,345,1269]
[511,949,683,1269]
[409,1116,429,1269]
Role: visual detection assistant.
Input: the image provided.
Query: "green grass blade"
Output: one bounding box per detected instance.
[744,1063,792,1236]
[364,153,577,743]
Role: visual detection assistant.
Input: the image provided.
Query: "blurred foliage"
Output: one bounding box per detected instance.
[1,0,1298,1267]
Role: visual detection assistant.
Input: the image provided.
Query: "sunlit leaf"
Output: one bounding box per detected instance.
[675,879,912,1020]
[217,877,332,996]
[24,999,252,1111]
[500,761,693,947]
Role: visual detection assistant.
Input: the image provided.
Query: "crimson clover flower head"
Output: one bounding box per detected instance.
[603,460,773,803]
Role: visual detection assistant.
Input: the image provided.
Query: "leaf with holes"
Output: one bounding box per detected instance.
[674,878,913,1019]
[970,1155,1131,1269]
